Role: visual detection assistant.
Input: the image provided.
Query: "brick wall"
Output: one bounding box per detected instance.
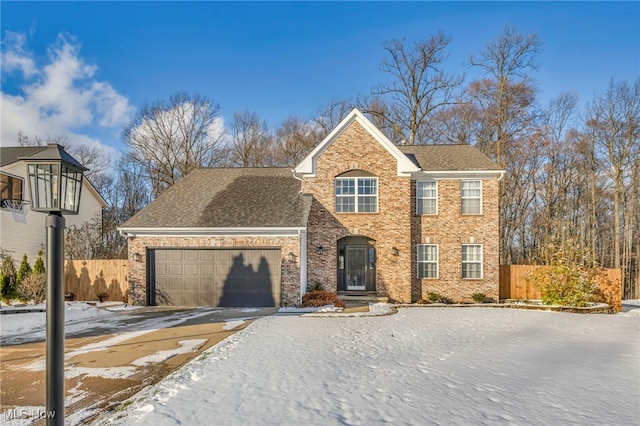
[302,120,414,302]
[411,179,500,302]
[127,235,301,306]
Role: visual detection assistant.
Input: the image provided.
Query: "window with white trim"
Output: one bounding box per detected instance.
[335,177,378,213]
[417,244,438,279]
[417,181,437,215]
[461,180,482,214]
[462,244,483,279]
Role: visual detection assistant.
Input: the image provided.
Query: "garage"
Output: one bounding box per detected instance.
[150,248,281,307]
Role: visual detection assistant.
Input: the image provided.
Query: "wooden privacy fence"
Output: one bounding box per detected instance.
[499,265,622,312]
[64,259,128,303]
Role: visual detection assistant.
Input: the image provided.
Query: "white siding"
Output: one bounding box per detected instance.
[0,161,105,264]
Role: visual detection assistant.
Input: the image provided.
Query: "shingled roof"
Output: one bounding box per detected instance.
[0,146,47,167]
[120,168,312,229]
[398,145,500,171]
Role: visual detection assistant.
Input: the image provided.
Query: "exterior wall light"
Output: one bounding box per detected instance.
[392,247,399,256]
[317,246,324,255]
[132,253,141,262]
[288,252,296,262]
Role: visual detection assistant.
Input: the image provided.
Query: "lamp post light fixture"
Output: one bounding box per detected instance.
[25,144,87,426]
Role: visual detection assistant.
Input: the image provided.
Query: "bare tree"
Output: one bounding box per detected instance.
[314,99,354,138]
[586,78,640,287]
[373,32,464,145]
[228,110,276,167]
[122,92,226,198]
[469,25,543,166]
[274,117,322,166]
[467,26,543,264]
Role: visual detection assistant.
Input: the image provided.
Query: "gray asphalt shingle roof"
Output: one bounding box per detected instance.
[398,144,500,171]
[0,146,47,167]
[121,168,312,228]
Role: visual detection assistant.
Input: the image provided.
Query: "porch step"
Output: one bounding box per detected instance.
[338,294,389,305]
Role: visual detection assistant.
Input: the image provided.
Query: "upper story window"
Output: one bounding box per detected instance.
[461,180,482,215]
[335,173,378,213]
[417,181,437,215]
[0,173,23,208]
[462,244,483,279]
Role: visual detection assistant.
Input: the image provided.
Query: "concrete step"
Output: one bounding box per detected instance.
[338,294,389,305]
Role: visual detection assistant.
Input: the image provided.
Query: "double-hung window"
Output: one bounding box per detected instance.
[461,180,482,215]
[417,244,438,279]
[417,181,437,215]
[462,244,483,279]
[335,177,378,213]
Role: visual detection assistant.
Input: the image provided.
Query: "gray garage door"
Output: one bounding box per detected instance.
[151,248,281,307]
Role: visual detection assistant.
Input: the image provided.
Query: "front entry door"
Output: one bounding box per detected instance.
[346,245,367,290]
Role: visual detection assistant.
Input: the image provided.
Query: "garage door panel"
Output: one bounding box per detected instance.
[200,264,214,275]
[153,248,281,307]
[183,263,200,275]
[200,250,214,261]
[169,251,184,261]
[168,264,183,275]
[183,250,199,261]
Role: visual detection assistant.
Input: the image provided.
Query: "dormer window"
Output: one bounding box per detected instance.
[335,171,378,213]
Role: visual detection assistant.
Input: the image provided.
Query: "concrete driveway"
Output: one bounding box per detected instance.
[0,306,277,424]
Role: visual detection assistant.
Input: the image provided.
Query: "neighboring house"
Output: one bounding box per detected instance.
[119,109,504,307]
[0,144,107,263]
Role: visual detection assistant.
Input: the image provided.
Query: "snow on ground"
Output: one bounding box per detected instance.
[102,307,640,426]
[0,302,119,336]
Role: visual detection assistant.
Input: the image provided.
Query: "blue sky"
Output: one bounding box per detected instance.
[1,1,638,156]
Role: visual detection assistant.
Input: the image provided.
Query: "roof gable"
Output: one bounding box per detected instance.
[293,108,420,177]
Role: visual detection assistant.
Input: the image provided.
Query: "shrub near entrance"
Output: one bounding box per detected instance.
[302,291,345,308]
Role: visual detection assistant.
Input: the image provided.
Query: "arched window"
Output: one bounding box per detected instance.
[334,170,378,213]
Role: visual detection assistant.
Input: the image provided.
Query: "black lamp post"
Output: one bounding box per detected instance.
[25,144,86,426]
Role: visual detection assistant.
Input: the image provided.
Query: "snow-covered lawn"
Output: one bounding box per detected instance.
[102,306,640,426]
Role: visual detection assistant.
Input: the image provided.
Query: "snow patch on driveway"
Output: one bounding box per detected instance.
[132,339,207,366]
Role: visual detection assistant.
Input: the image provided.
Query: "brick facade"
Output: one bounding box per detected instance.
[302,120,413,302]
[302,121,500,303]
[411,179,500,302]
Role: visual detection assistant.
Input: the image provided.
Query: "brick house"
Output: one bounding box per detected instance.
[119,109,503,307]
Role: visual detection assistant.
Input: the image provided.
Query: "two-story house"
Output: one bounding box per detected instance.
[0,144,107,263]
[119,109,503,307]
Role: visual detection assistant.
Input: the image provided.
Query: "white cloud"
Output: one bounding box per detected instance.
[0,32,134,155]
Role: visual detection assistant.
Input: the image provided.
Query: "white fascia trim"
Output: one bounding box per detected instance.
[118,227,306,237]
[299,229,307,305]
[411,170,505,180]
[293,108,420,177]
